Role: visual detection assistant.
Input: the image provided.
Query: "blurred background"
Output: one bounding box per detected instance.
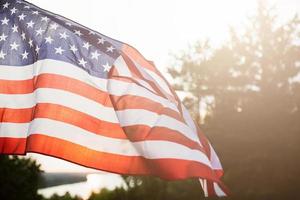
[1,0,300,199]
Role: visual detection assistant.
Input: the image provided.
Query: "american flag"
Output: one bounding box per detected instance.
[0,0,228,196]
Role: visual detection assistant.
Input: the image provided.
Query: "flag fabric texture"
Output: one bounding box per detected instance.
[0,0,228,196]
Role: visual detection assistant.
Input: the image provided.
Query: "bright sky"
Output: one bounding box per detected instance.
[25,0,300,172]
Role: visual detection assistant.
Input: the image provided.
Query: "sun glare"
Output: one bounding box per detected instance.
[86,174,103,192]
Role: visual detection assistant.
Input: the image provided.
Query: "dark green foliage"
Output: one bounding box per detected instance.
[88,176,203,200]
[0,155,83,200]
[88,188,128,200]
[43,192,82,200]
[0,155,43,200]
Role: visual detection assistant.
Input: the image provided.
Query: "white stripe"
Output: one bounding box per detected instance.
[0,59,107,92]
[0,59,179,113]
[0,122,29,138]
[199,178,208,197]
[35,88,118,123]
[0,93,36,108]
[0,119,211,166]
[139,140,210,165]
[209,143,223,170]
[114,56,132,77]
[0,88,118,123]
[213,182,226,196]
[199,178,204,188]
[0,65,33,80]
[116,109,199,142]
[29,118,139,156]
[182,104,197,134]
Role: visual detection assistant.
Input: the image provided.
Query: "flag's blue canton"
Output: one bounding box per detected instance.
[0,0,121,78]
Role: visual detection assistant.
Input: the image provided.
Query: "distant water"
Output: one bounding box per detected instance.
[38,173,126,200]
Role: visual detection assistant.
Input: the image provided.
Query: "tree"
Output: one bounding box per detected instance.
[168,1,300,199]
[88,176,203,200]
[0,155,43,200]
[44,192,82,200]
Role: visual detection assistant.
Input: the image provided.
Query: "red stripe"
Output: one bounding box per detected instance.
[0,79,33,94]
[214,169,224,178]
[34,103,126,139]
[26,134,219,181]
[36,74,112,106]
[0,73,112,107]
[110,94,182,122]
[207,180,215,196]
[0,137,26,154]
[0,107,33,123]
[123,125,205,152]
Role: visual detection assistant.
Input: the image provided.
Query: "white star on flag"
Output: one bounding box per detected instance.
[35,28,44,36]
[2,2,9,9]
[78,58,87,68]
[12,25,18,32]
[69,44,78,53]
[55,46,65,55]
[26,20,34,28]
[21,32,26,40]
[97,37,105,44]
[41,16,49,22]
[74,30,82,36]
[10,7,18,15]
[91,50,100,60]
[18,13,26,20]
[59,32,69,39]
[102,62,112,72]
[106,45,114,53]
[45,36,54,44]
[0,33,8,41]
[32,10,39,15]
[0,50,6,59]
[21,50,29,59]
[10,41,19,50]
[1,17,9,25]
[28,39,33,47]
[50,23,58,30]
[83,42,91,50]
[35,46,40,54]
